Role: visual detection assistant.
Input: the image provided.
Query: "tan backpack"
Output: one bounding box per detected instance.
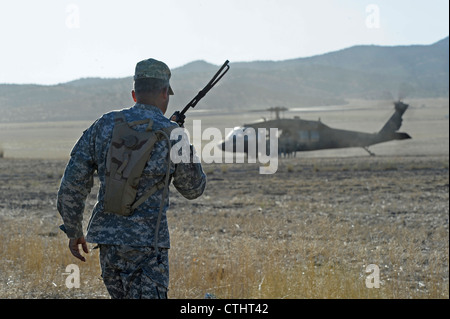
[104,112,174,216]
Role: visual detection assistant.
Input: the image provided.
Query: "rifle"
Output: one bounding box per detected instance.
[171,60,230,126]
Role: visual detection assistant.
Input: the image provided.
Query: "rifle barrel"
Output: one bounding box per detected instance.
[179,60,230,115]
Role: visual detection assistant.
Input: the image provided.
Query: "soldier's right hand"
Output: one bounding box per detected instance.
[69,237,89,262]
[170,111,186,127]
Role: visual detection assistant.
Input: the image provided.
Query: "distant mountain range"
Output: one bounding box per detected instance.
[0,37,448,123]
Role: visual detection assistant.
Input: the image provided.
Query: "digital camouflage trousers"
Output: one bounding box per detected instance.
[99,244,169,299]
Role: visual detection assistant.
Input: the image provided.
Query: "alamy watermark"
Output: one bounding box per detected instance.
[63,264,80,288]
[365,264,380,288]
[365,4,380,29]
[65,4,80,29]
[63,262,382,290]
[169,120,279,174]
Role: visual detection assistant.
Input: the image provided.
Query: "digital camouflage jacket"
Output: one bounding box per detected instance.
[57,103,206,248]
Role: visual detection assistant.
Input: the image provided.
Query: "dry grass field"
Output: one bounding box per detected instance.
[0,155,448,299]
[0,99,448,299]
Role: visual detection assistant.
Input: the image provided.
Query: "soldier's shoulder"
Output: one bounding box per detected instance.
[101,109,127,121]
[163,120,179,129]
[151,113,178,130]
[94,109,127,128]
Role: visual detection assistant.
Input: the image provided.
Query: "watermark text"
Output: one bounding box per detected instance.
[170,120,279,174]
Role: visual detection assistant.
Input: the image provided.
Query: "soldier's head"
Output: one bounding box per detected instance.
[132,58,174,114]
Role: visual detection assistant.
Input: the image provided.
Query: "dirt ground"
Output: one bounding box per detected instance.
[0,100,448,298]
[0,154,448,298]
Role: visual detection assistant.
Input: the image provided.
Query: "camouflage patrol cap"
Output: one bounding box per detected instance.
[134,58,174,95]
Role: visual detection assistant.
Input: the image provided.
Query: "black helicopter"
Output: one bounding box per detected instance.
[219,101,411,157]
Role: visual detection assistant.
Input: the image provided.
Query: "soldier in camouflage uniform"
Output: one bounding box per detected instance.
[57,58,206,299]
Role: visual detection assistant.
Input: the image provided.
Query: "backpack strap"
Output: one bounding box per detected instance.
[131,179,166,211]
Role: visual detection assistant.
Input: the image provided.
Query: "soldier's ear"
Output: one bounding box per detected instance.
[131,90,137,102]
[161,87,169,100]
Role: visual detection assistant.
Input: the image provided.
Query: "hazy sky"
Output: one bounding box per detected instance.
[0,0,448,85]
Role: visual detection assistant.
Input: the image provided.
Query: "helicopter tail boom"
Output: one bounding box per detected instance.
[378,101,409,137]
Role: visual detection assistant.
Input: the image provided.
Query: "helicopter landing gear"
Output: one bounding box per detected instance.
[363,147,376,156]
